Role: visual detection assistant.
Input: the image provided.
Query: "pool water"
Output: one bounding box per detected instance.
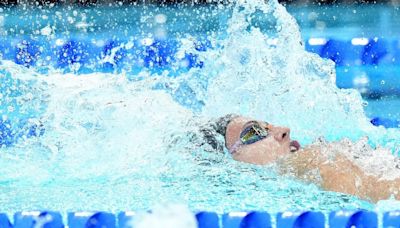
[0,0,400,216]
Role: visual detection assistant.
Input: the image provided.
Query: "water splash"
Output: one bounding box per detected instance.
[193,0,400,151]
[0,0,398,214]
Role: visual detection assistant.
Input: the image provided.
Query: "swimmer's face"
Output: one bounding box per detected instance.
[225,116,299,165]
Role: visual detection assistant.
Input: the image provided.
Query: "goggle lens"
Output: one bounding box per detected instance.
[240,124,269,145]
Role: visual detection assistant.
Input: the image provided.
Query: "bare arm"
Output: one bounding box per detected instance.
[278,147,400,202]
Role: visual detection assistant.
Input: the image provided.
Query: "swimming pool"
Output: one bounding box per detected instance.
[1,0,400,225]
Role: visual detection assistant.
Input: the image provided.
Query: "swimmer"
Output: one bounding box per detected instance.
[199,114,400,203]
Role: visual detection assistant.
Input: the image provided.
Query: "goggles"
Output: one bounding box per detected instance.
[229,121,269,153]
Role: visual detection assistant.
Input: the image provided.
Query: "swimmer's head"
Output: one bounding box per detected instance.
[199,114,239,152]
[225,116,300,165]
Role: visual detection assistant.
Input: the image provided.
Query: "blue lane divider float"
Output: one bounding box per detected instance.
[383,211,400,228]
[329,210,378,228]
[222,211,271,228]
[1,210,400,227]
[277,211,325,228]
[118,211,136,228]
[371,117,400,128]
[196,212,219,228]
[0,213,12,228]
[68,212,116,228]
[14,211,63,228]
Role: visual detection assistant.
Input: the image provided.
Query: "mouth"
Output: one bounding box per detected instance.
[290,140,301,152]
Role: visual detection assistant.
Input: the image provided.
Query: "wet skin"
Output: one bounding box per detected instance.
[224,116,400,202]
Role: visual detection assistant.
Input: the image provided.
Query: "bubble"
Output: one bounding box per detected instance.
[40,25,52,36]
[155,14,167,24]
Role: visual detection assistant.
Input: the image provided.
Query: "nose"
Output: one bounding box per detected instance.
[271,126,290,143]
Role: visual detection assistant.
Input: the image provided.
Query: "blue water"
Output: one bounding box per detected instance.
[0,0,400,216]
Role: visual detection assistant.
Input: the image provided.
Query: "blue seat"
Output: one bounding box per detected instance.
[362,38,389,65]
[222,211,271,228]
[0,213,12,228]
[277,211,325,228]
[117,211,135,228]
[383,211,400,228]
[371,117,400,128]
[141,39,178,69]
[100,40,128,72]
[320,39,347,65]
[305,38,326,55]
[15,40,41,67]
[68,212,116,228]
[329,210,377,228]
[14,211,63,228]
[57,40,91,70]
[320,39,363,66]
[195,212,219,228]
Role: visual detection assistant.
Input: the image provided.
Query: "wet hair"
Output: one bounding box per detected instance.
[199,114,239,152]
